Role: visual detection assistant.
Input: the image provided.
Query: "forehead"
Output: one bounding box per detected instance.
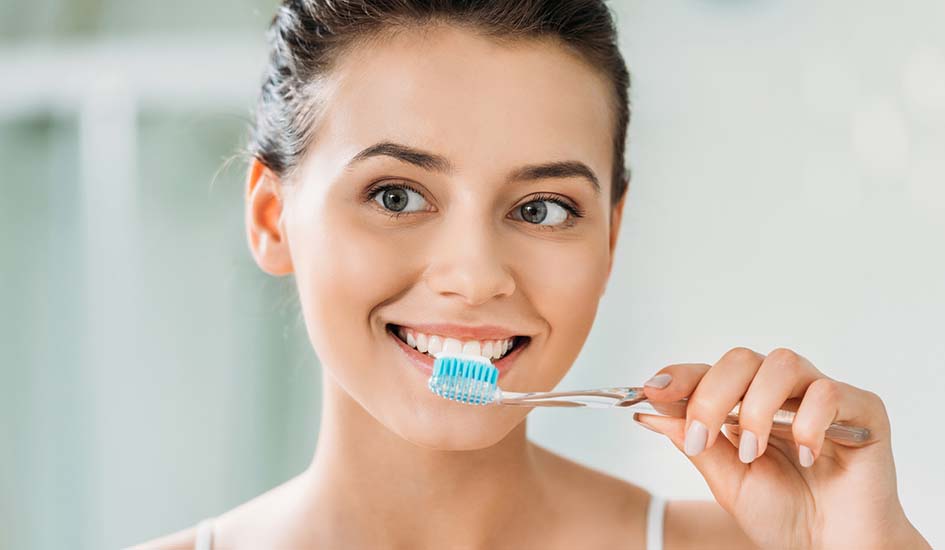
[307,24,614,187]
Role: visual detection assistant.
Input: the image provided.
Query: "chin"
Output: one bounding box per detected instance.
[387,405,528,451]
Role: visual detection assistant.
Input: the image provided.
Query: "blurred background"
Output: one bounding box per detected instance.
[1,0,943,548]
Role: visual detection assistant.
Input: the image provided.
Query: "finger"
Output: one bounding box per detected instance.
[685,347,765,455]
[721,422,742,448]
[642,363,710,402]
[791,378,887,466]
[709,420,750,455]
[736,347,824,461]
[634,412,747,508]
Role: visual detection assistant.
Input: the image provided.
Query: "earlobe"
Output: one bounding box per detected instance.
[259,231,270,257]
[246,158,294,276]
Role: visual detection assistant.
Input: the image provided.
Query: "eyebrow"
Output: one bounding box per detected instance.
[346,140,600,195]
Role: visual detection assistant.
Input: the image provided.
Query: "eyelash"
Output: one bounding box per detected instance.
[363,182,585,228]
[525,193,586,229]
[362,181,429,220]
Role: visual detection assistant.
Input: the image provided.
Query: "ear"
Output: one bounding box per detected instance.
[245,157,293,276]
[603,182,628,295]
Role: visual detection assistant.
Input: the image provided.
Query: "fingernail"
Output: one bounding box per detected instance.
[644,373,672,389]
[684,420,708,456]
[633,414,661,433]
[799,445,814,467]
[738,430,758,463]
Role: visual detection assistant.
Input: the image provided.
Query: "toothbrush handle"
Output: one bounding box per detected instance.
[500,389,871,443]
[723,403,871,443]
[640,397,871,444]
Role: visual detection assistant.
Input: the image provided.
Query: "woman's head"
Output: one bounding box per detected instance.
[245,0,631,450]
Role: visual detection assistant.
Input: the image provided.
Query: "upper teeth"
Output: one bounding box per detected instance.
[397,327,515,360]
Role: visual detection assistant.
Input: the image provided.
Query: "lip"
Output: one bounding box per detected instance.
[386,324,528,379]
[390,322,526,341]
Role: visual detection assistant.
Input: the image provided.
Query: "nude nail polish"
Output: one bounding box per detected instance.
[739,430,758,463]
[644,373,672,389]
[799,445,814,467]
[685,420,707,456]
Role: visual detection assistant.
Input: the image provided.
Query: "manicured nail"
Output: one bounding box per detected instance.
[644,373,672,389]
[684,420,708,456]
[738,430,758,463]
[799,445,814,467]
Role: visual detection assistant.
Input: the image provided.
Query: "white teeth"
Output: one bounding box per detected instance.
[462,341,481,356]
[443,338,463,354]
[416,333,428,353]
[395,326,517,360]
[428,335,443,355]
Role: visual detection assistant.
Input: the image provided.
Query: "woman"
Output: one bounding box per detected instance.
[136,1,930,548]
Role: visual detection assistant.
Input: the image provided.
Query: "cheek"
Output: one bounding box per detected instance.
[289,201,422,370]
[519,235,609,312]
[511,235,610,374]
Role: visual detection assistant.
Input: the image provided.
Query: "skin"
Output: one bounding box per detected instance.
[636,351,930,549]
[135,24,930,550]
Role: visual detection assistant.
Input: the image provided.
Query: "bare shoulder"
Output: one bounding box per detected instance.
[533,442,650,503]
[530,443,652,542]
[531,443,757,550]
[127,473,305,550]
[664,500,758,550]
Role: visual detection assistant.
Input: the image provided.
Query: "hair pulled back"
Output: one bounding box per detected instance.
[250,0,631,204]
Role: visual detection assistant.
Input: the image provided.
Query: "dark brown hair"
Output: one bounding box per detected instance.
[249,0,631,204]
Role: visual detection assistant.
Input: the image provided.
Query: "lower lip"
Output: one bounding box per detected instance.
[386,325,528,380]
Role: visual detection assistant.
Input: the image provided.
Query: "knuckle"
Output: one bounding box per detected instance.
[791,420,820,445]
[808,377,841,403]
[864,389,886,410]
[767,347,800,368]
[687,395,726,419]
[723,346,759,364]
[736,400,771,429]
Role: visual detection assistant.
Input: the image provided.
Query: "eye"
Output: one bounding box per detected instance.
[511,196,579,227]
[371,184,429,213]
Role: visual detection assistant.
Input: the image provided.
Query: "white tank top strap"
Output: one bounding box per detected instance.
[646,494,666,550]
[194,518,215,550]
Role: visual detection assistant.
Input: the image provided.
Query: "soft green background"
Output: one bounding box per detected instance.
[2,1,943,548]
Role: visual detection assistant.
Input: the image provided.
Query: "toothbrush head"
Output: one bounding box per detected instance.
[427,354,500,405]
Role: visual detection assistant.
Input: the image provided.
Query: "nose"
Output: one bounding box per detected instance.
[423,212,516,306]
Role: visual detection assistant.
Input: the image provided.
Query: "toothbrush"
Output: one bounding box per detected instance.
[427,353,871,444]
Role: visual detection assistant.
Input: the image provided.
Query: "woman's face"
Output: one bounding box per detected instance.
[257,25,624,450]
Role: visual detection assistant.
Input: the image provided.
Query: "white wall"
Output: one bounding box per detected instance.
[530,1,944,546]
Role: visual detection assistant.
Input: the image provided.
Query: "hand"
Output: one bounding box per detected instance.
[633,347,930,549]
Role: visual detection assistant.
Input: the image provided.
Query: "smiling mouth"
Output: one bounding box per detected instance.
[386,323,530,361]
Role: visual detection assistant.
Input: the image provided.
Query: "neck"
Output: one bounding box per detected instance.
[301,369,549,548]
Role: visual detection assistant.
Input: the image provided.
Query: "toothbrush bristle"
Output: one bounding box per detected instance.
[428,355,499,405]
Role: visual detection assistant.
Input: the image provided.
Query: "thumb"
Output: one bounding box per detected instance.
[633,412,748,508]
